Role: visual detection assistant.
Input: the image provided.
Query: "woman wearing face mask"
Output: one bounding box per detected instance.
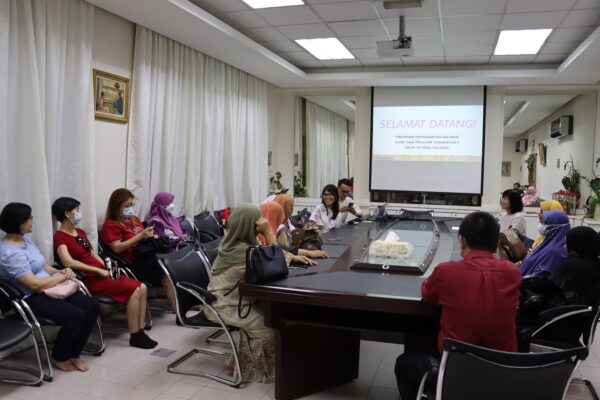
[145,192,188,249]
[309,184,346,234]
[52,197,157,349]
[520,210,571,278]
[101,188,176,311]
[529,200,564,252]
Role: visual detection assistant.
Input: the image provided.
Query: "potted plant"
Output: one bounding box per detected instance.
[293,171,307,197]
[584,158,600,218]
[553,156,580,214]
[268,171,289,195]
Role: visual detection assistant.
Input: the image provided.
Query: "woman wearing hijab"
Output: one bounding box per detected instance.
[145,192,188,248]
[530,200,564,252]
[259,202,324,263]
[274,194,295,231]
[205,204,276,383]
[550,226,600,307]
[520,210,570,277]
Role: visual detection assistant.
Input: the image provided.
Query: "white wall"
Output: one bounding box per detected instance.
[91,8,135,223]
[501,137,524,191]
[516,93,598,201]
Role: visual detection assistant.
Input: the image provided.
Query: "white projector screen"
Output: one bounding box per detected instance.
[370,86,486,194]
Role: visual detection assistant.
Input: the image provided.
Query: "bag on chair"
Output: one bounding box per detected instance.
[498,228,527,263]
[43,279,80,300]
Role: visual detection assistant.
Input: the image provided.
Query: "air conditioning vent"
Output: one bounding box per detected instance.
[549,116,573,139]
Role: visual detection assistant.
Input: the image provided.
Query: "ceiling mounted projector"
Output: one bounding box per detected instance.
[376,16,413,58]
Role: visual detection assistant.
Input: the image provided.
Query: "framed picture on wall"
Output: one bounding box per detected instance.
[538,143,547,166]
[501,161,511,177]
[93,69,130,123]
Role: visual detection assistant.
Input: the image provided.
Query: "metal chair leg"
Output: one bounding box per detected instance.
[571,377,600,400]
[0,333,45,386]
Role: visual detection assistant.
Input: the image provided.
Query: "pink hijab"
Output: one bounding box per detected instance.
[145,192,185,236]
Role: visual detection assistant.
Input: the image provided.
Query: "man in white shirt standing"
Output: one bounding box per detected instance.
[338,178,362,223]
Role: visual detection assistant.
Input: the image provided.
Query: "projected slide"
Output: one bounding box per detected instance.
[370,87,485,194]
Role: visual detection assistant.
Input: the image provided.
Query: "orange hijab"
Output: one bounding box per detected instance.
[259,201,285,244]
[274,194,294,220]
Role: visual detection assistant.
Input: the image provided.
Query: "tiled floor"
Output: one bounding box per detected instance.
[1,309,600,400]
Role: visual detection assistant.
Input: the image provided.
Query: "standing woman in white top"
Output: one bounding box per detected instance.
[499,189,526,237]
[309,184,346,233]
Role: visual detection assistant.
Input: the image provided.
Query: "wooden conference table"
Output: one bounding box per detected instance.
[239,217,461,400]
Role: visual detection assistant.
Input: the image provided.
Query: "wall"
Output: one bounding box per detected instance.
[501,137,524,191]
[516,93,598,201]
[91,8,135,222]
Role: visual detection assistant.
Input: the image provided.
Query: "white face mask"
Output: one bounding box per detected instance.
[537,223,547,235]
[166,203,175,212]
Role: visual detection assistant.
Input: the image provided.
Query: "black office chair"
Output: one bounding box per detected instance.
[527,305,600,400]
[0,285,45,386]
[157,249,241,387]
[178,216,197,237]
[417,338,587,400]
[193,211,223,243]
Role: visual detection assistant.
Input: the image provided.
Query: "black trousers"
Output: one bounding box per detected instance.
[394,352,439,400]
[25,291,100,361]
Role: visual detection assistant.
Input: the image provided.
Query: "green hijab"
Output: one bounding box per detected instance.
[212,203,261,274]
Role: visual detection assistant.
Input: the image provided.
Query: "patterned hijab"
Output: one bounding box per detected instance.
[274,195,294,220]
[259,202,285,244]
[520,210,570,277]
[145,192,184,236]
[212,204,260,274]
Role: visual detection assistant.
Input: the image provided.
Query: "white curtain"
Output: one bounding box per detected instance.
[128,27,268,218]
[305,100,349,197]
[0,0,95,258]
[348,121,355,179]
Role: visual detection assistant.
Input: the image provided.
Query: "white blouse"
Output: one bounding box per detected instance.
[309,203,346,233]
[499,211,526,237]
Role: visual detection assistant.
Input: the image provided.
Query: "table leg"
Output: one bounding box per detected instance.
[274,324,360,400]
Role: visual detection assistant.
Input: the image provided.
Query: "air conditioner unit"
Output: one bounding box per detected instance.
[515,139,528,153]
[549,116,573,139]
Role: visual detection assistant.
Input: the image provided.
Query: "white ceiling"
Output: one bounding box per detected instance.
[503,93,578,137]
[304,95,356,121]
[87,0,600,88]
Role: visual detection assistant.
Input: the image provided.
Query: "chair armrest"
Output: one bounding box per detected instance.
[538,304,590,321]
[98,247,133,268]
[177,281,217,304]
[0,280,25,300]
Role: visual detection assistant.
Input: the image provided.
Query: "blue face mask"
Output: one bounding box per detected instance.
[72,212,82,226]
[122,206,135,218]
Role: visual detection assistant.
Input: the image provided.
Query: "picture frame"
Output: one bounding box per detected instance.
[93,69,130,123]
[268,149,273,167]
[501,161,511,177]
[294,152,299,167]
[538,143,547,167]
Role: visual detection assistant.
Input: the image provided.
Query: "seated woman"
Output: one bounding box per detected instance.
[550,226,600,307]
[530,200,564,252]
[52,197,157,349]
[499,189,526,237]
[0,203,100,372]
[520,210,570,278]
[522,186,539,207]
[206,204,277,383]
[100,188,176,311]
[309,184,346,234]
[259,202,322,264]
[145,192,188,249]
[264,199,328,259]
[274,194,296,231]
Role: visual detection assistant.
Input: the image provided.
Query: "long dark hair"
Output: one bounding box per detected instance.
[321,184,340,219]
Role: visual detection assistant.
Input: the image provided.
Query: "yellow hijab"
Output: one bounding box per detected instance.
[530,200,564,251]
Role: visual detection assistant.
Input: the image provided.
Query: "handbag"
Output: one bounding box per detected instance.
[133,237,172,259]
[43,279,80,299]
[498,228,527,263]
[234,244,288,319]
[291,228,322,251]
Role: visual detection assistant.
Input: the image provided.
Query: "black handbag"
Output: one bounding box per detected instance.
[245,244,288,284]
[235,244,288,319]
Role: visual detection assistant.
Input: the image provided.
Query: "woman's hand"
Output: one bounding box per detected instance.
[98,268,110,278]
[308,250,328,259]
[138,226,156,240]
[292,255,317,266]
[59,268,76,280]
[255,218,271,236]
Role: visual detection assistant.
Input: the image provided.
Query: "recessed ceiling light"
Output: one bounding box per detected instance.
[295,38,355,60]
[494,29,552,55]
[241,0,304,9]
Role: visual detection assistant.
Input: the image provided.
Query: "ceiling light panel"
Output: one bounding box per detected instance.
[241,0,304,9]
[295,38,355,60]
[494,29,553,55]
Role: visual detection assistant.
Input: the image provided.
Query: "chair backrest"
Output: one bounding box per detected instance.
[530,305,593,349]
[194,211,223,242]
[157,248,210,319]
[178,216,196,237]
[437,338,587,400]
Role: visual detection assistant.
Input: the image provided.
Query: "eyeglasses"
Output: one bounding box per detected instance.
[75,236,91,250]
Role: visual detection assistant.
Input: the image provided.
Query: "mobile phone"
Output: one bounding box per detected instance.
[348,202,354,207]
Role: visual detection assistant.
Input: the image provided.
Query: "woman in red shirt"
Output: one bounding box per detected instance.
[52,197,157,349]
[100,188,176,312]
